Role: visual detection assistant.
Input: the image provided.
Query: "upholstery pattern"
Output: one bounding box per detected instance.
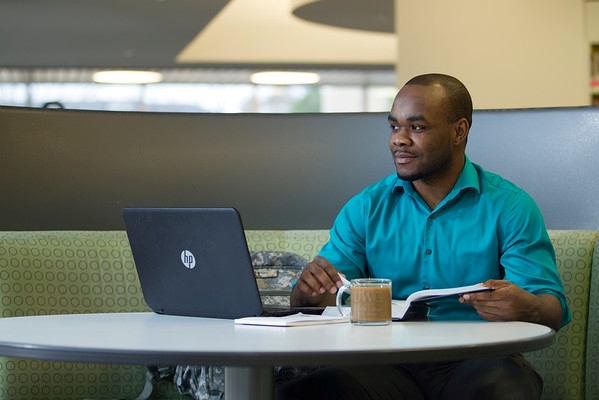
[525,230,599,400]
[245,230,328,306]
[586,234,599,398]
[0,231,150,400]
[245,230,329,261]
[251,250,308,306]
[1,229,597,400]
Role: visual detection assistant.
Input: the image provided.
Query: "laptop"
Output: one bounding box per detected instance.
[122,207,322,319]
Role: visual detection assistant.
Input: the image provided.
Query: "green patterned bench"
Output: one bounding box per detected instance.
[526,230,599,399]
[0,230,327,400]
[0,229,597,399]
[0,231,151,400]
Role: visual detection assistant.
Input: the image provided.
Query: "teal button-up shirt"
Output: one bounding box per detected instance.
[320,157,571,326]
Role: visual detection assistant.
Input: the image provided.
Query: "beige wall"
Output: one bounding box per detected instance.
[586,2,599,42]
[395,0,588,109]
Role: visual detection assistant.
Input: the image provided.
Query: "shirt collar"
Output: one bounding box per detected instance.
[452,156,480,195]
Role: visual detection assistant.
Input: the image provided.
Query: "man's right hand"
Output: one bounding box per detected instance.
[290,256,344,307]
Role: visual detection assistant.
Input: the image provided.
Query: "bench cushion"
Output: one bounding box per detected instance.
[0,231,149,400]
[525,230,599,400]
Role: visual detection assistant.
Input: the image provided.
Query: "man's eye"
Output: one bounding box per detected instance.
[411,125,424,131]
[389,124,399,131]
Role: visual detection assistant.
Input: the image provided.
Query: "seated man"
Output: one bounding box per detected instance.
[277,73,570,400]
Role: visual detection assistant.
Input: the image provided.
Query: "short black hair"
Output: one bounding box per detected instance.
[404,73,473,128]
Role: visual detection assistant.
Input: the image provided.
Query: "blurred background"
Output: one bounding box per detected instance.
[1,0,597,113]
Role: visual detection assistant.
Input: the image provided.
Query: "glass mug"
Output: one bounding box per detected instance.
[336,278,392,325]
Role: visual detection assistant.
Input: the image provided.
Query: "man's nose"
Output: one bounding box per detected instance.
[391,129,410,146]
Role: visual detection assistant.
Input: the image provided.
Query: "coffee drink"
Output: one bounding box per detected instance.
[351,285,392,324]
[336,278,392,325]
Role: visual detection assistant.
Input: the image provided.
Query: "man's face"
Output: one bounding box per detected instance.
[387,84,457,183]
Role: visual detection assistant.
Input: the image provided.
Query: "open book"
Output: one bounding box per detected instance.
[325,283,493,321]
[391,283,493,320]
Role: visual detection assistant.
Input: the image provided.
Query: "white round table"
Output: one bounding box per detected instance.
[0,312,555,400]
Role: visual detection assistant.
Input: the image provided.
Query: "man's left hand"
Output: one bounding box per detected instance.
[459,279,562,331]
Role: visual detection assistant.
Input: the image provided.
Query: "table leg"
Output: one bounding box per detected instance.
[225,366,274,400]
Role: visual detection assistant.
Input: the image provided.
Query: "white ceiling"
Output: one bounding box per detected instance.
[177,0,396,66]
[0,0,397,85]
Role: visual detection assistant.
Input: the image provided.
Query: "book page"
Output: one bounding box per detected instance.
[406,284,491,304]
[394,284,492,319]
[234,312,349,327]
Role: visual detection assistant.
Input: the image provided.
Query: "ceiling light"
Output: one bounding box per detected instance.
[250,71,320,85]
[92,70,163,84]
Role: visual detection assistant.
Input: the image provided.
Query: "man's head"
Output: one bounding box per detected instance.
[404,73,473,128]
[387,73,472,187]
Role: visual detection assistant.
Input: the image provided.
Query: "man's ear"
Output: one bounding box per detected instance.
[453,118,470,145]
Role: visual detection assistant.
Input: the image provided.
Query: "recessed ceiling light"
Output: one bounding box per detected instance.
[92,70,163,84]
[250,71,320,85]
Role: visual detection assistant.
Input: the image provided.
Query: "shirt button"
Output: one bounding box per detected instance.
[425,249,432,255]
[423,285,430,290]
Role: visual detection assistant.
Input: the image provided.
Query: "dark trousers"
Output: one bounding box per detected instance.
[274,354,542,400]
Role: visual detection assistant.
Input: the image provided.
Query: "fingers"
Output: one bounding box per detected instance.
[297,256,343,296]
[460,280,505,320]
[460,279,506,302]
[460,280,532,322]
[460,293,506,322]
[482,279,509,289]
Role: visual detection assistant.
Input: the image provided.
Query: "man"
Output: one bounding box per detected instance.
[277,74,570,400]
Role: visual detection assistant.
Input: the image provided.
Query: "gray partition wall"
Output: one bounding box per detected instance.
[0,107,391,230]
[467,107,599,231]
[1,106,598,231]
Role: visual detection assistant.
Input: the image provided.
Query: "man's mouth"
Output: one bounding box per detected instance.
[393,151,416,164]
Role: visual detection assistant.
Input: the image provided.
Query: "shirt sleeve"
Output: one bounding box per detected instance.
[499,189,572,328]
[318,193,369,280]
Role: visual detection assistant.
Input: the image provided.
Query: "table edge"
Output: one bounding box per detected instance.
[0,327,555,366]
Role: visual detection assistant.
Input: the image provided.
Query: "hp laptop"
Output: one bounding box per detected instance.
[122,207,322,319]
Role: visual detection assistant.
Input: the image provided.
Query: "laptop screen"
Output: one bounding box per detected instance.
[123,207,265,319]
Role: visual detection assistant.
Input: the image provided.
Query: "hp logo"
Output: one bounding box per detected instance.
[180,250,196,269]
